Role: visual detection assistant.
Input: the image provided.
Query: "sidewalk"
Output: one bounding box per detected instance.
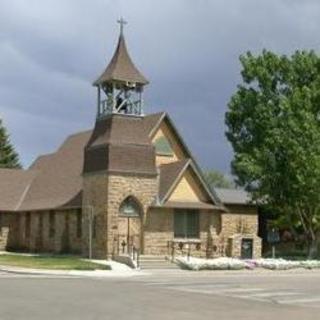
[0,258,148,278]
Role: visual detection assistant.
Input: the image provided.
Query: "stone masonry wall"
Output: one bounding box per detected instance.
[2,210,82,254]
[144,208,221,258]
[82,173,109,258]
[220,205,261,258]
[106,173,158,257]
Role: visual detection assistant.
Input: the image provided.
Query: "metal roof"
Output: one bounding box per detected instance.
[215,188,253,205]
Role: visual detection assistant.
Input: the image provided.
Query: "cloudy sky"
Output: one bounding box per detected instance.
[1,0,320,173]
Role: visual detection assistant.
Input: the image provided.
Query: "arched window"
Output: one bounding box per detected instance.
[119,196,141,217]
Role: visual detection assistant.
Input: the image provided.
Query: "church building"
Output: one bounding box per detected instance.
[0,21,261,261]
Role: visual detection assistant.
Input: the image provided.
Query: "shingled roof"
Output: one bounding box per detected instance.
[215,188,253,205]
[83,114,159,175]
[19,131,92,211]
[0,113,162,212]
[0,169,37,211]
[0,112,222,212]
[158,159,190,202]
[93,33,149,86]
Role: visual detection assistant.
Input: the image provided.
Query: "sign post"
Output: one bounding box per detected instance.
[86,206,94,260]
[267,228,280,258]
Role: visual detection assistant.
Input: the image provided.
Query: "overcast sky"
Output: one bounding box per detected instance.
[1,0,320,173]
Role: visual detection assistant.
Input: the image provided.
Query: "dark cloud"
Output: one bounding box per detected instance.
[1,0,320,172]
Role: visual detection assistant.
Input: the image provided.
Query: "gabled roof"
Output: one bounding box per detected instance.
[158,159,222,210]
[0,113,164,212]
[149,112,222,205]
[0,112,225,212]
[158,159,190,201]
[93,33,149,86]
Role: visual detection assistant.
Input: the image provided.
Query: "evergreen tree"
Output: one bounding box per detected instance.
[0,119,21,169]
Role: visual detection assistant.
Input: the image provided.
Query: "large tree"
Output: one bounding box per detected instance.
[0,119,21,168]
[204,170,235,189]
[226,50,320,258]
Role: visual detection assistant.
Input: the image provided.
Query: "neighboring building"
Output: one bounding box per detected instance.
[0,22,261,260]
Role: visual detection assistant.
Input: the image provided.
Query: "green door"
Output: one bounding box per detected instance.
[241,239,253,259]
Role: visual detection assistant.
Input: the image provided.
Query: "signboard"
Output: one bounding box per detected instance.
[267,228,280,244]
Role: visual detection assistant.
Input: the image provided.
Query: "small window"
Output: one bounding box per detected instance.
[154,136,174,156]
[119,197,141,217]
[76,209,82,238]
[25,212,31,238]
[174,210,199,239]
[49,211,55,238]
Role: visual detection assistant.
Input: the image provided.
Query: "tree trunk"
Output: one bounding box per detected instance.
[308,233,320,259]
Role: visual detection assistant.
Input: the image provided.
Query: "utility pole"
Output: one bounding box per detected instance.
[86,206,94,260]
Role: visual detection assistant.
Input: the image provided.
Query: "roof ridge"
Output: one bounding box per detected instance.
[15,171,39,211]
[159,158,189,169]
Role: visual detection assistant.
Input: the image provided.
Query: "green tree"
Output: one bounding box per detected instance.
[0,119,21,169]
[225,50,320,258]
[204,170,235,189]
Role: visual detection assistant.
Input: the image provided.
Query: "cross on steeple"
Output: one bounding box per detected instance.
[117,17,127,35]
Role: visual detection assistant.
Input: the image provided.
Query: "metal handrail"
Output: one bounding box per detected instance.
[129,245,140,268]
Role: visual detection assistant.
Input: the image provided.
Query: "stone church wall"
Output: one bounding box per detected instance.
[82,172,159,259]
[1,210,82,254]
[144,208,221,258]
[82,173,109,259]
[106,173,158,258]
[220,205,261,259]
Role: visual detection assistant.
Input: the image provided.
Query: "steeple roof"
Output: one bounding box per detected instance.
[94,31,149,86]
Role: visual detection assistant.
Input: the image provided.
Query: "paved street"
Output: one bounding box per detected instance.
[1,270,320,319]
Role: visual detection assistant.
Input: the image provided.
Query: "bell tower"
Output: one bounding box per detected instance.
[93,18,149,117]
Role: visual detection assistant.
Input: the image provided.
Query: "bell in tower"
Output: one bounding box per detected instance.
[93,18,149,118]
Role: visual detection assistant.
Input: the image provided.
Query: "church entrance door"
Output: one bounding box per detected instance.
[118,196,142,255]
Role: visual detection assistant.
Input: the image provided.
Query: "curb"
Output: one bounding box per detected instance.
[0,265,145,278]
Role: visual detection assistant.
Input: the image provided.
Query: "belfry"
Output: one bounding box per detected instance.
[94,18,148,117]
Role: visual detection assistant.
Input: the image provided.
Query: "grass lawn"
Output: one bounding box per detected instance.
[0,254,111,271]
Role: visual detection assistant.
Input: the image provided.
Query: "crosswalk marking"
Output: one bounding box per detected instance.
[277,296,320,304]
[219,288,264,293]
[144,280,320,308]
[244,291,300,297]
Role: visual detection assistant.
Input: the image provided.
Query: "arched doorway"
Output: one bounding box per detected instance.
[118,196,142,255]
